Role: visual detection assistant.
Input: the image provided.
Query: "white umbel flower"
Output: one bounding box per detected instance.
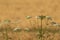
[50,21,56,25]
[3,19,11,24]
[35,16,41,19]
[35,15,46,20]
[24,28,30,32]
[25,16,32,19]
[46,16,52,20]
[50,21,60,27]
[11,20,22,24]
[53,24,60,27]
[13,27,22,32]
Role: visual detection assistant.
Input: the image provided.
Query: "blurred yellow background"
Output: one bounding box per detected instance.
[0,0,60,23]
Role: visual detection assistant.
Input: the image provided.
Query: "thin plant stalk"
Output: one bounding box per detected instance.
[3,19,11,40]
[36,18,40,27]
[46,19,49,26]
[13,27,22,40]
[40,17,43,40]
[0,27,5,40]
[18,32,20,40]
[5,29,8,40]
[16,32,20,40]
[39,15,46,40]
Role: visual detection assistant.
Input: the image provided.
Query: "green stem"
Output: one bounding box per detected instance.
[36,18,39,27]
[5,29,8,40]
[16,32,20,40]
[40,19,43,40]
[39,18,43,40]
[46,19,49,25]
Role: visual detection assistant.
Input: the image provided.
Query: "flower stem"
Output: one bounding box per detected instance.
[5,29,8,40]
[40,18,43,40]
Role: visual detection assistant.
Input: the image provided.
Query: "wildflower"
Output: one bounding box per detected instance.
[50,21,60,26]
[35,16,41,19]
[13,27,22,32]
[25,16,32,19]
[53,23,60,27]
[46,16,52,20]
[3,19,11,24]
[24,28,30,32]
[53,24,58,26]
[50,21,56,25]
[35,15,46,20]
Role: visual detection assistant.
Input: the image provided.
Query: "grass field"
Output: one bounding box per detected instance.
[0,0,60,40]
